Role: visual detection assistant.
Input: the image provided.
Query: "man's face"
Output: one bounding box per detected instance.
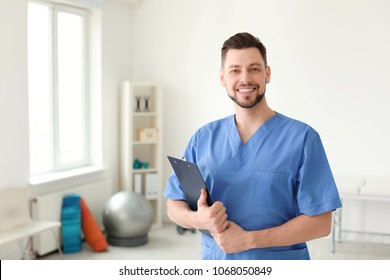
[219,47,271,109]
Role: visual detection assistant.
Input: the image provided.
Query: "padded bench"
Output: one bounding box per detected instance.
[0,187,62,259]
[332,176,390,252]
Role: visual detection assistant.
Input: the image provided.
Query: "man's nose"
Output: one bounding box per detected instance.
[239,71,252,84]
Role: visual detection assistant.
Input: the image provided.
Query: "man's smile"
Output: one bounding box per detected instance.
[237,87,257,93]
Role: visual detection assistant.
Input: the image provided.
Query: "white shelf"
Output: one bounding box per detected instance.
[120,81,163,228]
[132,168,159,174]
[133,112,158,117]
[132,141,158,145]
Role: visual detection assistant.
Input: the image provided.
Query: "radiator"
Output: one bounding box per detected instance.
[31,179,112,256]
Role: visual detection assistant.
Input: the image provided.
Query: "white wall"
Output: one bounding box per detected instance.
[0,0,29,189]
[101,1,136,191]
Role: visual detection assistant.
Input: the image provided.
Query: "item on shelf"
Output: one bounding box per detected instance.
[145,173,158,199]
[133,174,142,194]
[143,95,150,112]
[137,127,158,142]
[133,158,149,169]
[135,96,141,112]
[103,191,154,247]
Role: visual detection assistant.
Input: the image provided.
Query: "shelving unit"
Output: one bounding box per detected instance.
[120,81,163,228]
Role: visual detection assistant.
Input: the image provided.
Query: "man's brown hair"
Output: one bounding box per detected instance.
[221,32,267,68]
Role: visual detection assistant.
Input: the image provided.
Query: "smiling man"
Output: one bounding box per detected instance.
[164,32,342,260]
[222,48,269,109]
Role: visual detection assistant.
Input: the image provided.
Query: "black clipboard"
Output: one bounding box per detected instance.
[167,156,213,237]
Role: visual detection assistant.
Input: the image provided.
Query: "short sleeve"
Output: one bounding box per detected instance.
[296,131,342,216]
[163,172,187,201]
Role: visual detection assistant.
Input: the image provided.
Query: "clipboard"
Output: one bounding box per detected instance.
[167,156,213,237]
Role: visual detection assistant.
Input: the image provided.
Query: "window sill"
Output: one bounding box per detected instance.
[29,166,107,196]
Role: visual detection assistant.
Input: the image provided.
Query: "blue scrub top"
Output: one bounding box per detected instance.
[164,112,342,260]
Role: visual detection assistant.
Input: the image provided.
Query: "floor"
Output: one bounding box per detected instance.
[38,222,390,260]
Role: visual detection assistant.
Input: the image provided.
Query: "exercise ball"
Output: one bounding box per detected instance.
[103,191,154,247]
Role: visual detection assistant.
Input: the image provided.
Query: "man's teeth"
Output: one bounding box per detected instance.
[238,88,254,93]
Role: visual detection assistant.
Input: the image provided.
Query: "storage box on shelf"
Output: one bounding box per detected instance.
[120,81,163,228]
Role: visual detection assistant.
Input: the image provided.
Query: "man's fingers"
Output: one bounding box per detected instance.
[210,201,227,216]
[197,188,208,208]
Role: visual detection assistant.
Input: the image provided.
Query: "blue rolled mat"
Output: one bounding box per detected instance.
[61,194,82,253]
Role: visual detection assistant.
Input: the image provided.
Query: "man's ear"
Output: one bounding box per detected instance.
[265,65,271,84]
[219,69,226,87]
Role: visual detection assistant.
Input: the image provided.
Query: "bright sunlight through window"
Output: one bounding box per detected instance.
[28,2,89,177]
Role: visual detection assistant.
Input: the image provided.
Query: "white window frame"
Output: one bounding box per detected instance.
[28,0,104,187]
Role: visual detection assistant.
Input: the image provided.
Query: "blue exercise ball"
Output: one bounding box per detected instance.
[103,191,154,247]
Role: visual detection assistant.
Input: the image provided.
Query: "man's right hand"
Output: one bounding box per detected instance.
[196,188,229,233]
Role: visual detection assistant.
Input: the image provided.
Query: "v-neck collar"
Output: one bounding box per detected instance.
[228,112,280,148]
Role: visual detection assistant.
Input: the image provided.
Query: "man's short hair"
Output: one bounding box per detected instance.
[221,32,267,68]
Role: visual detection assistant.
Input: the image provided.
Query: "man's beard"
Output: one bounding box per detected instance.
[227,87,266,109]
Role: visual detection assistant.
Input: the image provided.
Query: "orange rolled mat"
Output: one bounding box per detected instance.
[80,197,108,252]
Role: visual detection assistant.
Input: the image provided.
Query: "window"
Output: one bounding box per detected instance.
[28,1,101,181]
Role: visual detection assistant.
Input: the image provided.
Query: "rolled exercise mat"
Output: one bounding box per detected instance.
[61,194,82,253]
[80,196,108,252]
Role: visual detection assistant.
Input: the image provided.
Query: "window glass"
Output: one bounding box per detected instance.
[57,11,86,167]
[28,2,90,177]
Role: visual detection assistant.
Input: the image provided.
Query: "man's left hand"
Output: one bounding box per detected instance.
[211,221,251,254]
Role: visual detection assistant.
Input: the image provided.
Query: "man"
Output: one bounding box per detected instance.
[164,32,342,260]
